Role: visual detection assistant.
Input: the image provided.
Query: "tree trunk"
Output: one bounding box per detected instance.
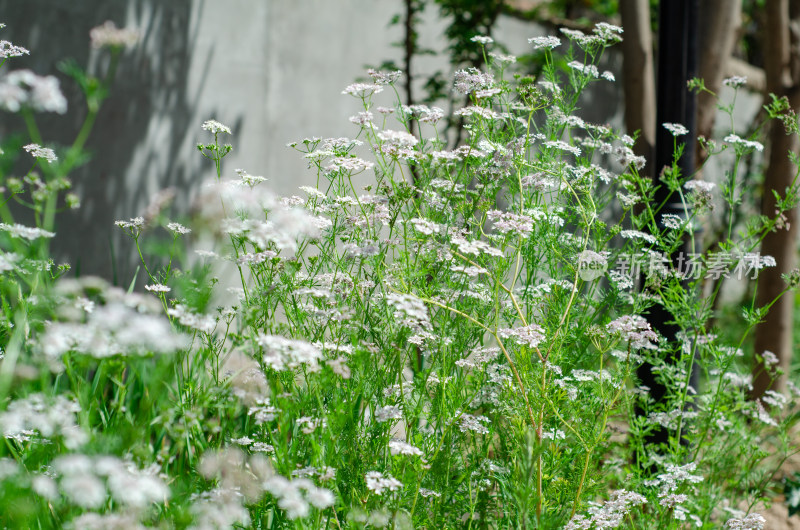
[696,1,741,162]
[620,0,656,179]
[752,0,800,398]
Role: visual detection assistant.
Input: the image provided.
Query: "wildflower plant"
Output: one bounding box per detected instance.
[0,19,798,530]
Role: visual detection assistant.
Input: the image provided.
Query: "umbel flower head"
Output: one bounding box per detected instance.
[89,20,140,49]
[607,315,659,349]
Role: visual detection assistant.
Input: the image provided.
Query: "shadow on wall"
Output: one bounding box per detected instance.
[0,0,234,284]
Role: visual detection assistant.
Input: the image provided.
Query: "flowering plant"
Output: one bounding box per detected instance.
[1,19,798,529]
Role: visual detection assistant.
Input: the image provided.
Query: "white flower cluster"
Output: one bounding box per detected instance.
[42,454,169,509]
[619,229,657,245]
[342,82,383,97]
[560,22,623,49]
[374,405,403,423]
[724,134,764,153]
[365,471,403,495]
[201,179,330,254]
[0,222,55,240]
[0,36,29,58]
[544,139,582,157]
[723,75,747,88]
[470,35,494,45]
[451,234,504,258]
[498,323,545,348]
[663,122,689,136]
[325,155,375,173]
[388,439,423,456]
[189,488,252,529]
[486,209,534,237]
[0,393,86,448]
[453,67,495,95]
[167,304,216,334]
[115,216,145,233]
[529,35,561,49]
[247,397,279,424]
[458,413,490,434]
[724,513,766,530]
[256,334,322,371]
[385,292,431,331]
[646,406,698,429]
[607,315,659,350]
[89,20,139,49]
[201,119,231,135]
[0,69,67,113]
[367,68,402,85]
[39,278,187,360]
[567,60,600,79]
[565,489,646,529]
[403,104,445,123]
[166,221,191,235]
[23,143,57,163]
[145,283,171,293]
[263,475,335,519]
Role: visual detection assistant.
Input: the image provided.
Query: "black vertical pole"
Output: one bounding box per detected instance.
[636,0,698,450]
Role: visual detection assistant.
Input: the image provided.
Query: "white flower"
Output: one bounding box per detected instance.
[23,143,57,163]
[349,111,374,126]
[365,471,402,495]
[661,214,683,230]
[724,513,766,530]
[61,474,107,509]
[90,21,139,49]
[115,216,145,234]
[498,324,545,348]
[374,405,403,423]
[166,222,191,235]
[470,35,493,45]
[367,69,402,85]
[389,439,423,456]
[453,67,494,94]
[235,168,267,187]
[0,70,67,113]
[761,350,779,366]
[607,315,659,349]
[278,489,310,519]
[663,122,689,136]
[31,475,58,500]
[0,222,54,240]
[723,76,747,88]
[0,40,29,58]
[724,134,764,152]
[619,229,657,245]
[305,486,335,509]
[377,129,418,147]
[342,82,383,97]
[544,140,581,157]
[419,488,441,498]
[601,70,615,82]
[145,283,171,294]
[256,334,322,371]
[489,51,517,63]
[567,60,599,78]
[528,35,561,49]
[202,119,231,135]
[458,413,490,434]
